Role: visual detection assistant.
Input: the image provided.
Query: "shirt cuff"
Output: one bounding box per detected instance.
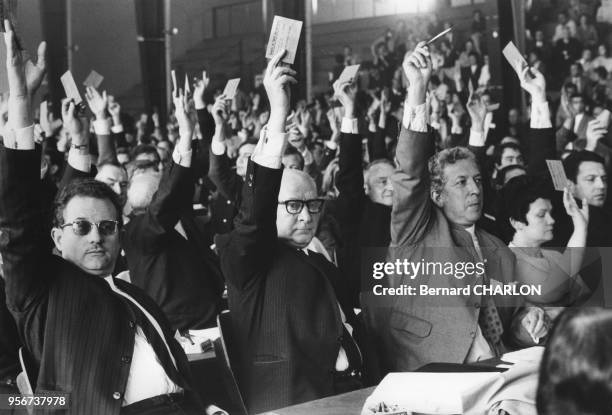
[402,103,428,132]
[68,149,92,172]
[530,100,552,129]
[205,405,228,415]
[172,147,192,167]
[251,129,288,170]
[325,140,338,150]
[3,124,36,150]
[211,140,226,156]
[111,124,124,134]
[341,117,359,134]
[468,129,486,147]
[93,118,112,136]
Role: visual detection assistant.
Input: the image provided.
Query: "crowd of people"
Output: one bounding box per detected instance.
[1,2,612,414]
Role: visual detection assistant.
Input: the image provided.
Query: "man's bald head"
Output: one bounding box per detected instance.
[127,172,161,215]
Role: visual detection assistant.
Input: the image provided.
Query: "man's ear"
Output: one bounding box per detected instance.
[51,227,63,254]
[431,189,444,208]
[363,182,370,195]
[567,180,577,195]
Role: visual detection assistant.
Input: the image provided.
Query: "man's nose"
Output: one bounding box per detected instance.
[298,206,313,223]
[468,179,481,194]
[112,183,122,195]
[595,177,606,188]
[86,224,104,243]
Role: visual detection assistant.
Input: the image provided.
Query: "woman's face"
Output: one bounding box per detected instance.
[599,45,607,57]
[516,198,556,245]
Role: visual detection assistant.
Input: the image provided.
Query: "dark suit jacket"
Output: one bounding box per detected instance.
[208,151,241,235]
[0,144,209,414]
[365,127,526,373]
[336,131,390,306]
[0,278,20,381]
[216,160,355,413]
[124,162,224,331]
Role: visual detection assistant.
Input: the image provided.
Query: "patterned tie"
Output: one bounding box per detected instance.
[469,229,504,349]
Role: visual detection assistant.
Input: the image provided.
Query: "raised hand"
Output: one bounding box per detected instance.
[332,79,357,118]
[519,66,546,102]
[466,91,487,132]
[84,86,108,120]
[402,41,432,89]
[585,119,607,151]
[108,95,121,124]
[4,19,46,128]
[563,187,589,229]
[193,71,209,109]
[212,94,229,126]
[61,98,87,147]
[172,87,195,142]
[264,49,297,133]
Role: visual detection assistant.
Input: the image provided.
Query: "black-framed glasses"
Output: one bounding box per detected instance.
[278,199,325,215]
[60,220,120,237]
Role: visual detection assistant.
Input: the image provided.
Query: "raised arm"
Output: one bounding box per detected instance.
[518,67,555,176]
[208,94,238,200]
[126,86,196,253]
[334,78,365,226]
[0,21,50,313]
[192,71,213,178]
[218,50,295,290]
[57,98,94,190]
[85,86,118,166]
[390,42,436,247]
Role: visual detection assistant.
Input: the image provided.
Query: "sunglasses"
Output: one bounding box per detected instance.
[278,199,324,215]
[60,219,120,237]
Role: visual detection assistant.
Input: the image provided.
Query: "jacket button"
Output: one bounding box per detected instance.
[121,356,131,363]
[128,321,135,329]
[337,335,343,342]
[469,331,476,337]
[113,392,121,400]
[222,219,228,223]
[226,200,232,205]
[474,303,480,309]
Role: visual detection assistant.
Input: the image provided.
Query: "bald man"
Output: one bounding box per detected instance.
[216,50,362,413]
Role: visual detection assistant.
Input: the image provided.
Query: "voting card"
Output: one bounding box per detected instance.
[184,74,191,95]
[171,69,177,93]
[266,16,303,64]
[546,159,570,191]
[222,78,240,100]
[337,64,360,84]
[502,41,528,78]
[0,0,22,50]
[60,71,83,105]
[83,70,104,89]
[40,100,48,124]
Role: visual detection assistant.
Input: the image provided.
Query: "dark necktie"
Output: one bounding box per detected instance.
[469,230,504,351]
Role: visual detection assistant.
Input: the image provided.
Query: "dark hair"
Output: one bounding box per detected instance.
[53,179,123,228]
[594,66,608,80]
[497,163,526,186]
[282,145,305,170]
[537,307,612,415]
[494,142,523,166]
[131,144,160,163]
[563,151,606,182]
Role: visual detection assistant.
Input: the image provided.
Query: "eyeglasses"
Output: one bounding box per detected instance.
[278,199,325,215]
[60,220,120,236]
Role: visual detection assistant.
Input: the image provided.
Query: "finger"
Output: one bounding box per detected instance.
[267,49,287,76]
[277,75,297,85]
[415,45,430,57]
[272,66,297,80]
[531,313,545,337]
[415,41,427,50]
[412,50,426,68]
[68,101,75,117]
[102,90,107,103]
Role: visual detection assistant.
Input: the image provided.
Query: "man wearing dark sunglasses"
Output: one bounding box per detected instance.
[216,50,362,413]
[0,21,225,415]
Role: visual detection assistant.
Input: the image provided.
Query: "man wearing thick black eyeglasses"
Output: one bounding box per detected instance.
[216,50,362,414]
[0,21,226,415]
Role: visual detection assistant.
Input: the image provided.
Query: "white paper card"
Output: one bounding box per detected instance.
[502,41,528,78]
[546,159,570,191]
[222,78,241,100]
[83,70,104,89]
[266,16,303,64]
[337,64,360,84]
[60,71,83,104]
[171,69,177,93]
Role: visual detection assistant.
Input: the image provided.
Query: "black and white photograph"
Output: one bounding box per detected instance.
[1,0,612,414]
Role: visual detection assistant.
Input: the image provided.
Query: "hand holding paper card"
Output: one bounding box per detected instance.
[502,41,532,79]
[83,70,104,89]
[266,16,303,64]
[337,64,360,84]
[546,160,570,191]
[222,78,241,100]
[60,71,83,105]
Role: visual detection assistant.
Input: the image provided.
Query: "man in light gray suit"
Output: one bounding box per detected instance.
[364,42,549,374]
